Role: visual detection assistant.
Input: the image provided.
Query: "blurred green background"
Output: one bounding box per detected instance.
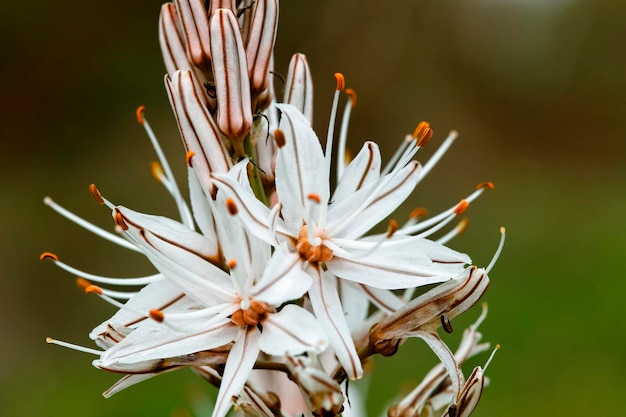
[2,0,625,416]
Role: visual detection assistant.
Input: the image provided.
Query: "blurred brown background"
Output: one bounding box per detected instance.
[1,0,625,415]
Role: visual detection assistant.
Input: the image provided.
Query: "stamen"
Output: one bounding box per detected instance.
[114,211,129,230]
[89,184,105,205]
[51,260,161,286]
[337,88,356,180]
[436,218,469,245]
[399,186,490,236]
[413,121,433,148]
[76,277,90,291]
[139,107,194,228]
[274,128,286,148]
[228,259,238,269]
[150,161,165,183]
[85,285,103,295]
[226,198,239,215]
[308,193,322,204]
[44,196,140,252]
[483,344,500,372]
[476,181,494,190]
[386,219,399,238]
[39,252,58,261]
[46,337,103,356]
[150,309,165,323]
[453,200,469,215]
[135,105,145,124]
[185,151,195,167]
[486,227,506,274]
[419,130,458,180]
[320,73,345,225]
[334,73,345,91]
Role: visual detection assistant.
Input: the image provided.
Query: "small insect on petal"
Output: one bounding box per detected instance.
[441,315,453,333]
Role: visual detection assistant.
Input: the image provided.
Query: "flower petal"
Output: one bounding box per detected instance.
[284,53,314,123]
[331,141,381,203]
[90,279,193,340]
[327,236,470,290]
[308,268,363,380]
[213,328,263,417]
[253,245,311,305]
[98,317,237,365]
[326,161,421,240]
[275,103,329,230]
[260,305,327,355]
[166,70,232,196]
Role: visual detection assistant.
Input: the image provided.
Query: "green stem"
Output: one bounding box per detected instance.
[244,135,268,206]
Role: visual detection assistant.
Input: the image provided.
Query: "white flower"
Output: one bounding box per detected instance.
[212,102,476,379]
[91,189,327,417]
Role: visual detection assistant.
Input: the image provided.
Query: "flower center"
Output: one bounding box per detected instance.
[230,299,270,327]
[296,225,333,263]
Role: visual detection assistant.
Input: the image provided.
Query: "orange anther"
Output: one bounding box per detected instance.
[114,211,129,230]
[386,219,399,238]
[76,277,91,291]
[136,106,145,124]
[274,129,286,148]
[476,181,494,190]
[149,309,165,323]
[413,121,430,139]
[454,200,469,215]
[85,285,103,295]
[225,198,238,215]
[307,193,321,203]
[150,161,164,182]
[39,252,58,261]
[409,207,429,219]
[227,259,237,269]
[45,337,54,344]
[185,151,195,166]
[89,184,104,205]
[334,73,345,91]
[345,88,357,107]
[457,218,470,234]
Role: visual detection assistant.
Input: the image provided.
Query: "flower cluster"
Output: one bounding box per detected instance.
[42,1,503,416]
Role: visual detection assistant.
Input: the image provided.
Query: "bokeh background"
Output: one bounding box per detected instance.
[2,0,625,415]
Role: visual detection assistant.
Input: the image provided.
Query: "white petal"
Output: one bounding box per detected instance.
[212,328,263,417]
[137,229,235,305]
[90,280,193,339]
[188,166,218,240]
[260,305,327,355]
[99,317,237,365]
[275,103,329,230]
[327,237,470,290]
[415,331,464,402]
[326,161,421,240]
[308,268,363,380]
[117,205,218,259]
[102,374,157,398]
[332,141,381,203]
[253,246,310,305]
[213,168,292,243]
[336,280,370,331]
